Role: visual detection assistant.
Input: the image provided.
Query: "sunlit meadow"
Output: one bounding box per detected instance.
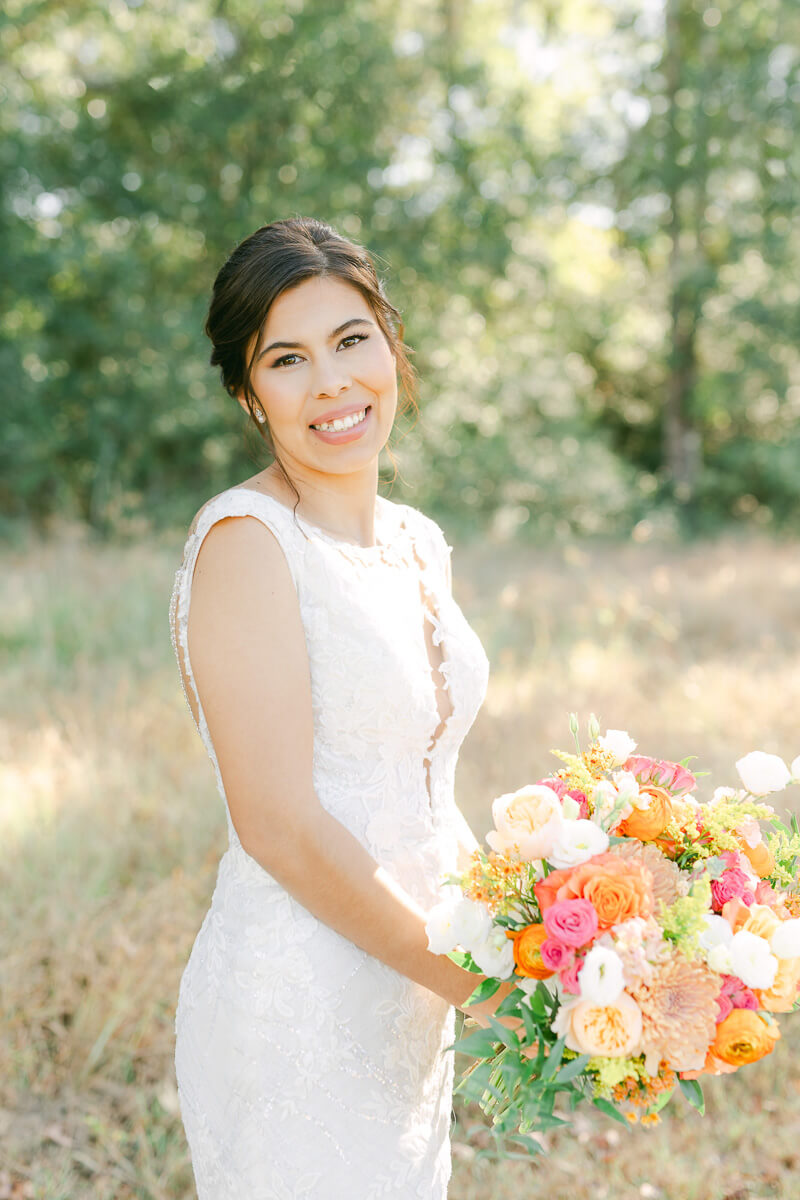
[1,523,799,1199]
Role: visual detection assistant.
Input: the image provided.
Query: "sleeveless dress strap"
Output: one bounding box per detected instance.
[169,488,304,741]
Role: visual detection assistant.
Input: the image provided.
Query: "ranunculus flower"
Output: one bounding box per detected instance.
[737,836,775,879]
[509,923,554,979]
[470,925,516,979]
[792,754,800,781]
[711,1009,781,1067]
[623,754,697,797]
[735,751,792,796]
[597,730,638,766]
[548,819,610,870]
[536,853,654,930]
[554,992,643,1057]
[578,944,626,1006]
[543,897,599,948]
[616,784,673,842]
[540,938,575,973]
[486,784,564,861]
[729,929,778,991]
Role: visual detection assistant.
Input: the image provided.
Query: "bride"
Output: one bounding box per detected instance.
[169,217,515,1198]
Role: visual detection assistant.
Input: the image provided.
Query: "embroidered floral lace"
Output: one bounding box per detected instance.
[168,486,490,1198]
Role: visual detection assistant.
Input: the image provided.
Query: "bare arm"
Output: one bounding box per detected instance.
[183,514,500,1016]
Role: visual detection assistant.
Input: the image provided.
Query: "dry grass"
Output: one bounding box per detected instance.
[1,523,799,1199]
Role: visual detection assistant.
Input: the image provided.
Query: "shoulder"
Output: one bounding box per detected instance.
[181,485,302,592]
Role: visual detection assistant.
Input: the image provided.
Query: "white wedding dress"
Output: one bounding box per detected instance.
[168,484,490,1199]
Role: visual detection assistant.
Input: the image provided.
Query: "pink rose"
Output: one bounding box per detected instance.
[720,974,760,1012]
[536,778,590,819]
[716,992,734,1023]
[543,898,599,948]
[755,880,779,905]
[623,754,697,797]
[711,868,753,911]
[559,959,582,994]
[540,938,575,973]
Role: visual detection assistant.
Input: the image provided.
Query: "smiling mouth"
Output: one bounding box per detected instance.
[310,406,371,432]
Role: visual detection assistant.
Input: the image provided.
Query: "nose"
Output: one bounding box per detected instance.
[311,352,351,399]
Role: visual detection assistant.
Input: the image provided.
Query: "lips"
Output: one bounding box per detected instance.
[309,402,370,428]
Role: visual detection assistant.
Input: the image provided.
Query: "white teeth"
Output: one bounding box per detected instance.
[312,408,368,432]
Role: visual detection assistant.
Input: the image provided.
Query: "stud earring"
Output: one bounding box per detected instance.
[255,408,266,424]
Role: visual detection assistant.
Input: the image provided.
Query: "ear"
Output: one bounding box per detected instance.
[233,390,251,417]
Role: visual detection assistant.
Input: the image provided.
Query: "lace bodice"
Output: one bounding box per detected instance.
[168,484,491,1198]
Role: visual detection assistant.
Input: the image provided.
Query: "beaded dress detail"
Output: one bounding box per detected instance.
[168,485,490,1199]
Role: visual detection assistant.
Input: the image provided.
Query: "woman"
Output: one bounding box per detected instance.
[169,217,514,1198]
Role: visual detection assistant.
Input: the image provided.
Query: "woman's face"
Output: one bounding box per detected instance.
[238,275,398,478]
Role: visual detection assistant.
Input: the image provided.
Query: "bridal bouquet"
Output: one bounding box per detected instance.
[427,717,800,1155]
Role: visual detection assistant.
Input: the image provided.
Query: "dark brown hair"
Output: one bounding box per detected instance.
[204,217,418,507]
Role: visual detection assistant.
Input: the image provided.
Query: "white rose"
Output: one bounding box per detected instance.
[698,913,735,956]
[449,898,494,953]
[770,918,800,960]
[578,944,625,1006]
[598,730,637,766]
[613,770,642,809]
[548,819,610,870]
[469,926,516,980]
[735,751,792,796]
[707,943,734,975]
[729,929,779,990]
[792,755,800,781]
[711,786,739,806]
[425,899,463,955]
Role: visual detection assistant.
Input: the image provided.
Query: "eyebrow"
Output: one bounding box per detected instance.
[257,317,374,360]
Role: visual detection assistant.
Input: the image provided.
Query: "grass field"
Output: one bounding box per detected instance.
[1,522,799,1199]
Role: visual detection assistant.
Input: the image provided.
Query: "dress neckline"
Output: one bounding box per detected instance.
[229,485,398,559]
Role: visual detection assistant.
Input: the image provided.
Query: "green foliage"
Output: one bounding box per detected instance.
[3,0,800,537]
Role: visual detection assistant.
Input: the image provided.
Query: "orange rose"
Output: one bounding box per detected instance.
[616,785,672,842]
[508,923,554,979]
[710,1010,780,1067]
[738,836,775,879]
[536,853,653,930]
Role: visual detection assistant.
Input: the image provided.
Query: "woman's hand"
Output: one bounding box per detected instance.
[459,977,540,1056]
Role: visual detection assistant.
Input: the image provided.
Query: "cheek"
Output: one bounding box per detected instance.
[360,341,399,393]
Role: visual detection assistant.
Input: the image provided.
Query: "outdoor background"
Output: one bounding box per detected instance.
[2,0,799,1197]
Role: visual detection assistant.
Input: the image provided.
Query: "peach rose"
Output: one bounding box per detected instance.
[486,784,564,861]
[508,923,555,979]
[536,853,653,930]
[738,902,800,1008]
[616,785,673,842]
[741,903,780,942]
[710,1009,780,1066]
[560,993,643,1057]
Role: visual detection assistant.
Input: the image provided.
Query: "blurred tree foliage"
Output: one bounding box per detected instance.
[1,0,798,540]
